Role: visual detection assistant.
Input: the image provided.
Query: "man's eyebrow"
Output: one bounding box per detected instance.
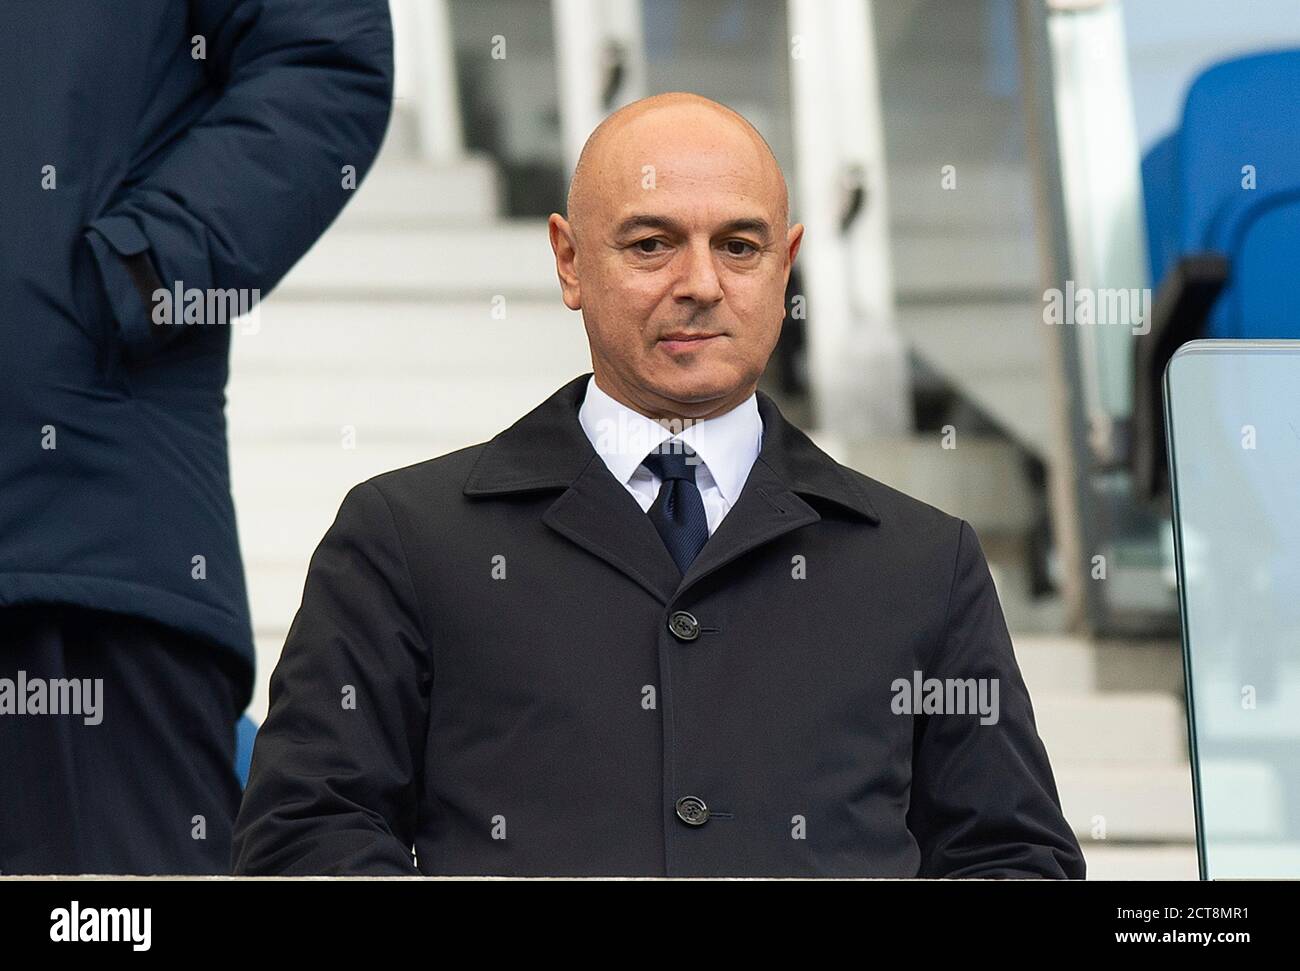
[612,214,774,240]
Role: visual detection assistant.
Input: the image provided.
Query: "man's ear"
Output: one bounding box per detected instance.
[548,214,582,311]
[786,222,805,270]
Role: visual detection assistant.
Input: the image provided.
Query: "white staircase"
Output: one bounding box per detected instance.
[1013,635,1197,879]
[229,113,593,718]
[226,108,1198,880]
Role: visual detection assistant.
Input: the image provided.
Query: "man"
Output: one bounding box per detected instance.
[233,92,1085,878]
[0,0,393,874]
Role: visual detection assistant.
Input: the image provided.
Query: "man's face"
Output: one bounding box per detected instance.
[550,109,803,420]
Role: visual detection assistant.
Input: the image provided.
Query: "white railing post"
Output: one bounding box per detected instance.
[552,0,646,181]
[391,0,464,163]
[1045,0,1148,458]
[788,0,911,439]
[414,0,465,163]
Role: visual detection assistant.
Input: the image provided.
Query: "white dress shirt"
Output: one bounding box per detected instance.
[577,374,764,536]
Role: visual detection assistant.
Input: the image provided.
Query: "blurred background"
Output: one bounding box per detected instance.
[225,0,1300,879]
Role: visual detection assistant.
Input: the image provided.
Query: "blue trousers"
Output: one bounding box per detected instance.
[0,605,242,874]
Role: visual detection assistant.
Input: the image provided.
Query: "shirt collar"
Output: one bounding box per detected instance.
[577,374,763,504]
[464,372,881,525]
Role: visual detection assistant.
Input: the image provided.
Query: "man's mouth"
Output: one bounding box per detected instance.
[658,332,723,353]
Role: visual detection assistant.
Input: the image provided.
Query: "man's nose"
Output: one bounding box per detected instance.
[672,240,725,304]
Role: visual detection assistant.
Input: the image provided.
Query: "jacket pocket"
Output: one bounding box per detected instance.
[69,231,130,387]
[83,216,169,361]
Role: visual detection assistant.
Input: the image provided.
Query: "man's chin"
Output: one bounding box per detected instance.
[645,363,751,411]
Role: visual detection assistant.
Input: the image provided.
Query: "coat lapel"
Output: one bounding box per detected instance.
[674,455,821,595]
[461,372,882,605]
[542,454,683,603]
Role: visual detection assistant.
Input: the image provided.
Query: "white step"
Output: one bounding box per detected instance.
[344,155,503,226]
[1057,765,1196,842]
[1034,693,1186,765]
[895,298,1052,456]
[250,633,290,722]
[1079,843,1198,880]
[889,163,1033,234]
[231,440,472,568]
[1012,635,1097,694]
[227,375,572,441]
[985,559,1069,635]
[247,561,317,645]
[839,435,1038,534]
[277,223,556,298]
[892,229,1039,298]
[228,298,588,377]
[366,101,422,160]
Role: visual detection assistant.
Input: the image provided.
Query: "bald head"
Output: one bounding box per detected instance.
[565,92,789,240]
[547,91,803,423]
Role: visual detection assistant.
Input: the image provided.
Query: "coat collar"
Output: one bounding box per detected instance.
[463,373,880,604]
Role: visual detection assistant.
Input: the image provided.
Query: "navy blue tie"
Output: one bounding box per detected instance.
[642,442,709,574]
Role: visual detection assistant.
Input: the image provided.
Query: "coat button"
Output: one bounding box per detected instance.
[667,610,700,642]
[675,795,710,826]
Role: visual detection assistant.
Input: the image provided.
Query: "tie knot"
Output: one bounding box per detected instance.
[642,442,700,483]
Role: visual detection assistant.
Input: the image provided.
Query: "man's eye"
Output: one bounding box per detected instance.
[725,240,758,256]
[635,238,666,254]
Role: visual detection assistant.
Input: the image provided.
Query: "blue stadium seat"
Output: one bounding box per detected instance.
[235,713,258,790]
[1132,48,1300,500]
[1140,131,1179,289]
[1176,48,1300,337]
[1218,186,1300,339]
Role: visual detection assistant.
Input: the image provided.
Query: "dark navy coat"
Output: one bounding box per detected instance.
[0,1,393,706]
[232,374,1086,878]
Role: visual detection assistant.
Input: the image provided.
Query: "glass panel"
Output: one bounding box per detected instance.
[1166,340,1300,878]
